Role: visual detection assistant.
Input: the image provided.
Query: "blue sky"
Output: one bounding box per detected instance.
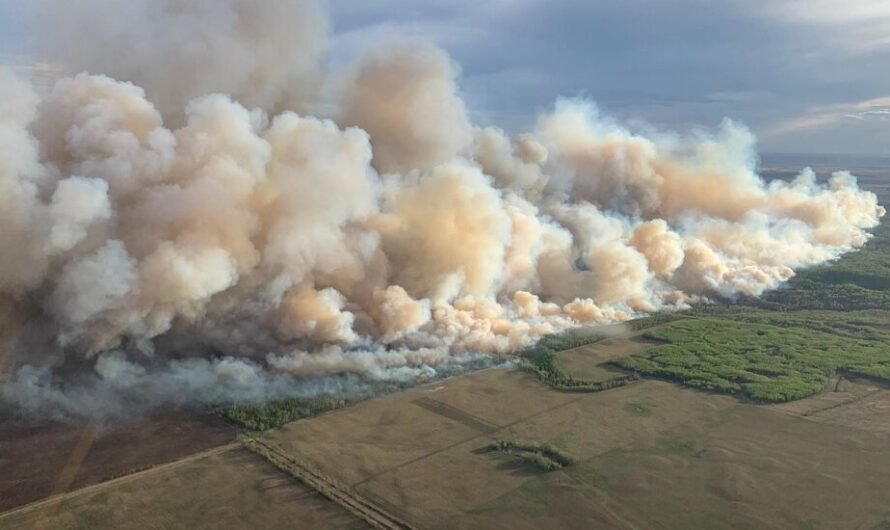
[3,0,890,154]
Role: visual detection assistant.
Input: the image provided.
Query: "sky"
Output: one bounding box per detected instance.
[2,0,890,155]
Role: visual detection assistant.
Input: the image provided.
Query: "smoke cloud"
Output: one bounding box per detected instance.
[32,0,330,121]
[1,0,884,421]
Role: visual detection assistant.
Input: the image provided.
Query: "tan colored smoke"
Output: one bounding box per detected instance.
[339,43,473,175]
[0,0,884,419]
[32,0,330,121]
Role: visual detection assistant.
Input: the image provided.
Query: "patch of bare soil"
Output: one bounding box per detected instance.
[0,408,235,512]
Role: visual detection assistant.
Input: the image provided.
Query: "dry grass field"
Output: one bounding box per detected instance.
[256,335,890,529]
[0,410,236,512]
[804,388,890,440]
[555,335,652,381]
[0,444,366,530]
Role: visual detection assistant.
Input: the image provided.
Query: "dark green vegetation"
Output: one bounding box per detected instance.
[615,182,890,402]
[213,395,362,431]
[213,383,410,431]
[617,316,890,401]
[486,439,575,472]
[521,329,640,392]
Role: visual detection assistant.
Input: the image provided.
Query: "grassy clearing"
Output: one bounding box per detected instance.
[623,401,652,417]
[521,328,641,392]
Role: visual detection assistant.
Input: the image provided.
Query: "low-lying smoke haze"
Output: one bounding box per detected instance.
[0,0,884,422]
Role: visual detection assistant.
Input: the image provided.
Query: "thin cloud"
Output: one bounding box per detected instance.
[758,0,890,52]
[769,96,890,135]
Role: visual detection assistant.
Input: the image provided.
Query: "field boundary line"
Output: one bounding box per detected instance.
[49,423,98,498]
[412,397,500,433]
[0,442,241,520]
[243,436,416,530]
[804,388,885,417]
[353,379,635,489]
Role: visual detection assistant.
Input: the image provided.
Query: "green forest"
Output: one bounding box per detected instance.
[615,186,890,402]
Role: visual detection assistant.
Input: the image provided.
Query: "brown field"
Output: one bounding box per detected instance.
[805,388,890,440]
[768,376,882,418]
[555,335,653,381]
[260,361,890,529]
[0,409,236,512]
[0,444,367,530]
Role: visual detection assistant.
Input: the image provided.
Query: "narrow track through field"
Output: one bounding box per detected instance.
[242,437,416,530]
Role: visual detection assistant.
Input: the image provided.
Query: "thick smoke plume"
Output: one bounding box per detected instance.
[1,0,884,421]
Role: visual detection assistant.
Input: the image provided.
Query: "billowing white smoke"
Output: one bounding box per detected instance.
[1,0,884,420]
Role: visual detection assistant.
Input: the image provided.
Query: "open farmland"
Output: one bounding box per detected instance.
[7,329,890,529]
[0,409,236,512]
[7,294,890,529]
[0,444,367,530]
[256,343,890,529]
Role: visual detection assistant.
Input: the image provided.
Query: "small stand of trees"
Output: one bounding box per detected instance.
[486,439,575,472]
